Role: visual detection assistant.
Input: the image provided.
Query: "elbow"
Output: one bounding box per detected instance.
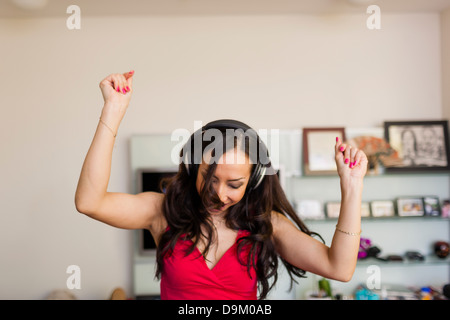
[333,269,355,283]
[74,195,95,216]
[338,273,353,283]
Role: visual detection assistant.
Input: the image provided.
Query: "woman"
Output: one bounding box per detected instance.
[75,71,368,300]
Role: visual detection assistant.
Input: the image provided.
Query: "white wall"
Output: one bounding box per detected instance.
[443,8,450,119]
[0,11,444,299]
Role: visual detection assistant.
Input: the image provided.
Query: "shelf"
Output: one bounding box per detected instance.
[356,256,450,268]
[288,170,450,179]
[303,216,450,224]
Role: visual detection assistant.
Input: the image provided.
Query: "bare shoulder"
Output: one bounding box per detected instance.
[270,210,294,232]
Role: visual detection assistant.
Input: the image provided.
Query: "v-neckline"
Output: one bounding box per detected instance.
[191,230,241,272]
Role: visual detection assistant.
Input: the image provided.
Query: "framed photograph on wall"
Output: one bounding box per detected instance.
[384,120,450,172]
[325,201,341,219]
[303,127,346,176]
[423,196,441,217]
[396,197,425,217]
[361,202,371,218]
[370,200,395,218]
[295,199,324,220]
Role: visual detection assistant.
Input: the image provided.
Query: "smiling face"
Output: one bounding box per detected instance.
[195,148,252,216]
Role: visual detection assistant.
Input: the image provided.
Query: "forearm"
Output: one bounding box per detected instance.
[75,103,122,213]
[327,178,364,281]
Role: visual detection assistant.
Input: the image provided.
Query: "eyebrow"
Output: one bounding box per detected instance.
[201,170,245,182]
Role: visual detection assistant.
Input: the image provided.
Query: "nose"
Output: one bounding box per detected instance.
[215,183,229,204]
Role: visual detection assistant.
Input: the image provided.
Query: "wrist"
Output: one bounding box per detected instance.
[100,102,125,130]
[340,178,364,197]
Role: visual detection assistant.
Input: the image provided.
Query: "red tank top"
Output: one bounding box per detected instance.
[160,229,257,300]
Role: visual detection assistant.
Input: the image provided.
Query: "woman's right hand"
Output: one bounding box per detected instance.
[99,70,134,115]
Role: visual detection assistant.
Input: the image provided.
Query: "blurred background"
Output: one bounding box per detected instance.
[1,0,450,299]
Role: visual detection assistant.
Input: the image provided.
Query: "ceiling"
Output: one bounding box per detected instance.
[2,0,450,18]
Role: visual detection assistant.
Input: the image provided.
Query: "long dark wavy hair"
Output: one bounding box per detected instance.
[155,125,322,299]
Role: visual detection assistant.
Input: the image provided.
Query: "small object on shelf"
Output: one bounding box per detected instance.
[355,286,379,300]
[358,237,372,259]
[302,127,345,176]
[383,255,404,262]
[383,120,450,172]
[434,241,450,259]
[318,278,333,298]
[420,287,432,300]
[295,199,324,220]
[423,196,441,216]
[361,202,371,217]
[370,200,395,217]
[396,197,424,217]
[325,201,341,219]
[346,135,403,175]
[405,251,425,261]
[442,199,450,218]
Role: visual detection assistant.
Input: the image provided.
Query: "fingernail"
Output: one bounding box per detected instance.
[126,86,130,91]
[117,86,120,92]
[353,161,357,166]
[349,163,353,168]
[336,137,339,142]
[122,88,126,94]
[340,146,345,152]
[345,158,349,164]
[129,70,134,74]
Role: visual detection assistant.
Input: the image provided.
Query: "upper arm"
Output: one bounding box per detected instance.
[271,211,335,279]
[79,191,165,232]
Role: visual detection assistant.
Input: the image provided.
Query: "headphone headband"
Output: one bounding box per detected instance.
[182,119,270,191]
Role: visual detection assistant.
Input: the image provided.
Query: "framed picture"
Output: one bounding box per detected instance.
[384,120,450,172]
[396,197,424,217]
[303,128,346,176]
[441,199,450,218]
[361,202,371,218]
[326,202,341,219]
[370,200,395,218]
[295,200,324,220]
[423,196,441,217]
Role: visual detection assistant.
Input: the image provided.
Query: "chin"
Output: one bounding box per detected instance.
[208,204,232,215]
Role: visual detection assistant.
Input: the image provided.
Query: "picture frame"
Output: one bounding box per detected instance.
[396,197,425,217]
[441,199,450,218]
[295,200,325,220]
[303,127,346,176]
[423,196,441,217]
[370,200,395,218]
[361,202,371,218]
[384,120,450,172]
[325,201,341,219]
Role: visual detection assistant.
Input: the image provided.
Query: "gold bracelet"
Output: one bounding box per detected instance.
[99,117,117,138]
[335,225,361,236]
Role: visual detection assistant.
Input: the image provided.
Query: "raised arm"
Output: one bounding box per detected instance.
[272,137,367,282]
[75,71,165,234]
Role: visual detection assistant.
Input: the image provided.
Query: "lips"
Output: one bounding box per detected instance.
[209,204,229,213]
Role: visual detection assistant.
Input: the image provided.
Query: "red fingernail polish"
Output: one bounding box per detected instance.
[336,137,338,142]
[126,86,130,91]
[345,158,349,164]
[122,88,126,94]
[117,86,120,92]
[340,146,344,152]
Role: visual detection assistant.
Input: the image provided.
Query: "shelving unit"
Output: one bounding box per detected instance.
[285,172,450,299]
[272,128,450,299]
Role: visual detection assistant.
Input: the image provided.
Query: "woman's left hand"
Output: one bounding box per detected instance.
[335,137,368,181]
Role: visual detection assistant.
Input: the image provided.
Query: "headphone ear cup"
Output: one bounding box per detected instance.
[248,164,266,191]
[252,165,266,190]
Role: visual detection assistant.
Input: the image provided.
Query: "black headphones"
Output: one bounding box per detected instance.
[182,119,269,192]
